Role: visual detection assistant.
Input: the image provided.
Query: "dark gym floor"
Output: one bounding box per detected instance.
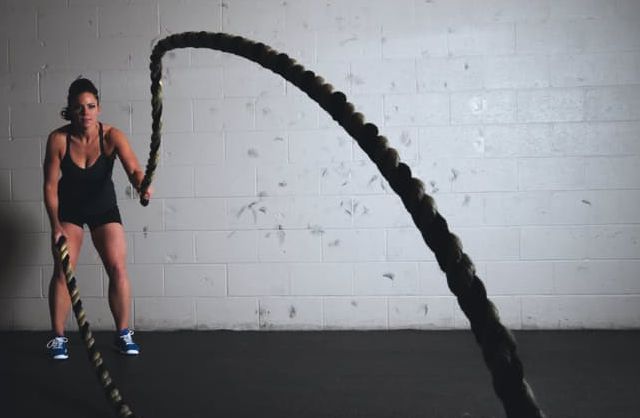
[1,330,638,418]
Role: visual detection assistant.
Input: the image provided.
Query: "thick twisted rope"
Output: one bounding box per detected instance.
[54,236,137,418]
[139,32,545,418]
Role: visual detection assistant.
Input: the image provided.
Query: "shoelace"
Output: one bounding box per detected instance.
[119,330,135,345]
[46,337,68,349]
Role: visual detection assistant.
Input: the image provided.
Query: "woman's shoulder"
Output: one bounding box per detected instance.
[47,124,71,145]
[102,123,127,142]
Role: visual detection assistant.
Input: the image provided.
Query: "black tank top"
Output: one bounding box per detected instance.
[58,123,117,216]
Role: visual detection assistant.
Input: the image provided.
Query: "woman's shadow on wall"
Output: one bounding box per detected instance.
[0,181,38,314]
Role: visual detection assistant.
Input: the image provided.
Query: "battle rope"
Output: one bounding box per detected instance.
[138,32,545,418]
[54,236,137,418]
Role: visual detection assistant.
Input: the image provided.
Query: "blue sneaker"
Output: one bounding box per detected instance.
[114,329,140,355]
[46,336,69,360]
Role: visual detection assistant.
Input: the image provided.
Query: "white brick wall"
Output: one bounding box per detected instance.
[1,0,639,330]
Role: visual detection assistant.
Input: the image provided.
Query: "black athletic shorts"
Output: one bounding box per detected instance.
[59,206,122,230]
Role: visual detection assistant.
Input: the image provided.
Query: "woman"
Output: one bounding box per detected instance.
[43,78,152,360]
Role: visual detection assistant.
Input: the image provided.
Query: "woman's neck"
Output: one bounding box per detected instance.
[70,122,99,142]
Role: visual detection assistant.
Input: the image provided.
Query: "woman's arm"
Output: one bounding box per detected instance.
[43,131,65,241]
[110,127,153,201]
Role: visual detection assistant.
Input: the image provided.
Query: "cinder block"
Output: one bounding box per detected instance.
[228,263,289,296]
[585,156,640,189]
[350,59,416,95]
[0,6,36,40]
[585,86,640,121]
[0,170,10,201]
[319,161,388,195]
[417,56,484,92]
[67,296,118,331]
[164,197,226,230]
[255,95,318,131]
[69,37,151,70]
[132,99,192,134]
[162,67,223,99]
[126,264,163,297]
[387,228,435,262]
[223,0,285,35]
[588,225,640,259]
[15,233,50,266]
[419,126,485,158]
[482,124,554,157]
[352,194,412,228]
[10,168,41,201]
[322,228,386,262]
[311,61,352,98]
[354,262,419,295]
[418,262,459,296]
[549,0,617,20]
[456,227,520,261]
[118,197,163,233]
[99,101,131,133]
[0,298,13,329]
[483,191,590,226]
[11,104,61,138]
[554,260,640,295]
[384,93,449,126]
[223,58,285,98]
[165,264,226,297]
[225,130,286,166]
[43,264,102,297]
[451,91,516,125]
[0,202,43,232]
[316,27,383,61]
[196,297,258,330]
[135,297,195,330]
[98,2,158,38]
[194,98,255,132]
[432,192,485,227]
[323,297,388,329]
[0,266,41,298]
[579,121,640,156]
[258,228,322,262]
[258,297,322,330]
[587,190,640,224]
[38,5,97,41]
[133,231,195,264]
[159,0,222,34]
[195,230,257,263]
[12,297,51,330]
[382,26,449,59]
[520,226,588,260]
[256,163,318,196]
[485,55,549,89]
[484,261,554,295]
[0,73,38,103]
[522,295,640,329]
[388,296,456,329]
[448,23,515,56]
[40,70,100,103]
[518,157,586,191]
[448,157,518,193]
[151,165,194,198]
[550,53,640,87]
[195,164,255,197]
[290,262,353,296]
[235,195,352,229]
[99,69,148,101]
[289,129,352,164]
[163,132,224,166]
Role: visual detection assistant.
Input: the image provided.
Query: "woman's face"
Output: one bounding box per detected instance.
[70,92,100,129]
